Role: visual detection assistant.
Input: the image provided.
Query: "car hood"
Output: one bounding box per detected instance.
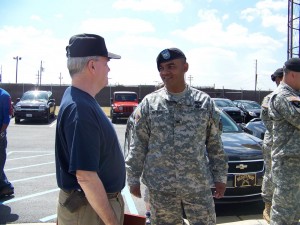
[221,132,263,161]
[17,100,47,106]
[247,109,261,114]
[220,107,240,112]
[113,101,138,106]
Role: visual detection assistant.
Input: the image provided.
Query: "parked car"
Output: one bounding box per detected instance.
[124,109,264,203]
[233,100,262,123]
[14,90,56,124]
[212,98,245,123]
[244,118,266,140]
[110,91,139,123]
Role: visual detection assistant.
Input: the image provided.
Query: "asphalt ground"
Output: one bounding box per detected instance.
[1,116,298,224]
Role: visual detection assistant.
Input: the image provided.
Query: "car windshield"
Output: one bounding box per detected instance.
[220,111,240,133]
[115,94,137,101]
[242,102,261,110]
[21,92,49,101]
[215,99,235,108]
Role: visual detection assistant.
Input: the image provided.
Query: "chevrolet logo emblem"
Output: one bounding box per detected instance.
[236,164,248,170]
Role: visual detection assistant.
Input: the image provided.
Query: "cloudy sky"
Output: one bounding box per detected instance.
[0,0,290,90]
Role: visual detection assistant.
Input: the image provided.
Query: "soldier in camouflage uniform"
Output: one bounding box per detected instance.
[260,68,283,223]
[126,48,228,225]
[269,58,300,225]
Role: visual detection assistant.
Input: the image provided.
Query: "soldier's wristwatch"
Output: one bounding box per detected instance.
[0,132,5,138]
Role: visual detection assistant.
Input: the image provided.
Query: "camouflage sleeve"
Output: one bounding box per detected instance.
[270,94,300,129]
[206,102,228,184]
[260,96,273,132]
[125,100,150,186]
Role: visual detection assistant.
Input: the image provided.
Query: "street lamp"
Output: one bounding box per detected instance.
[13,56,22,84]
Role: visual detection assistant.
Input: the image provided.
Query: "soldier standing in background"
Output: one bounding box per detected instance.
[260,68,283,223]
[126,48,228,225]
[269,58,300,225]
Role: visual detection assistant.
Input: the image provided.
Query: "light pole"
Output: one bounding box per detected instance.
[13,56,22,83]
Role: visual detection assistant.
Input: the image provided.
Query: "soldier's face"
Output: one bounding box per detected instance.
[158,59,188,92]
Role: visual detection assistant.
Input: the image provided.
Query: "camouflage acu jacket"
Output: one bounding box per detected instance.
[269,82,300,160]
[126,85,228,193]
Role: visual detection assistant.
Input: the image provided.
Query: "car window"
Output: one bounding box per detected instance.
[21,92,48,101]
[115,94,137,101]
[220,112,240,133]
[215,99,236,108]
[243,102,261,110]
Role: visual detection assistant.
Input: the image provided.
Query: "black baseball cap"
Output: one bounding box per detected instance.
[284,58,300,72]
[156,48,186,70]
[271,68,283,81]
[66,33,121,59]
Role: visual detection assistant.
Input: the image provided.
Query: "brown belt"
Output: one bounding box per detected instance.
[107,192,120,199]
[62,189,119,199]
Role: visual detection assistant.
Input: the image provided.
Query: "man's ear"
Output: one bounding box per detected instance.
[184,62,189,73]
[87,60,95,72]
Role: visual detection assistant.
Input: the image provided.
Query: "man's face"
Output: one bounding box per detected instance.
[293,71,300,91]
[92,57,110,88]
[158,58,188,91]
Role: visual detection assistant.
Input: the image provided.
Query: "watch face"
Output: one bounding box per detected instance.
[0,132,5,138]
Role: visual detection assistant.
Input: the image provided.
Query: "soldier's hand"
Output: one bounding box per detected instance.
[129,184,141,198]
[213,182,226,199]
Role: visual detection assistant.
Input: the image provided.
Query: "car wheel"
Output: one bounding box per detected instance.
[112,116,117,124]
[15,117,20,124]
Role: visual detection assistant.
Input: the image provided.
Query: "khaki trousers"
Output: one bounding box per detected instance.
[57,189,124,225]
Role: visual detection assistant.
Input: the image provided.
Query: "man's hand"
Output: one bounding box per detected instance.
[129,184,141,198]
[213,182,226,199]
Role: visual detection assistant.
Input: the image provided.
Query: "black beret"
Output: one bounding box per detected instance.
[66,33,121,59]
[156,48,186,70]
[271,68,283,81]
[284,58,300,72]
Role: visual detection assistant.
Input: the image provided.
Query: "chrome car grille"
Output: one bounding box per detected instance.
[228,160,264,174]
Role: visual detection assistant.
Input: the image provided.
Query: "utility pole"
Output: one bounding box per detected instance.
[187,75,193,86]
[13,56,22,83]
[36,70,40,85]
[255,59,258,100]
[59,72,63,86]
[39,61,44,86]
[0,65,2,83]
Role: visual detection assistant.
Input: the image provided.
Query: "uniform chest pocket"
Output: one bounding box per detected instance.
[149,110,172,127]
[182,108,210,131]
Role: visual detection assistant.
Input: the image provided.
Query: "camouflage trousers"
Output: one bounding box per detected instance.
[261,144,274,203]
[270,158,300,225]
[149,189,216,225]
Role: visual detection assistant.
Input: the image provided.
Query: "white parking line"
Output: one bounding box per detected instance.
[7,153,54,161]
[49,120,57,128]
[0,188,59,205]
[40,214,57,222]
[5,161,54,171]
[11,173,55,183]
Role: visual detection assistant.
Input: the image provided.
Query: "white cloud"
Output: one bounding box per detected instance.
[241,0,287,33]
[30,15,42,21]
[80,18,155,34]
[0,26,69,85]
[113,0,184,13]
[172,12,282,50]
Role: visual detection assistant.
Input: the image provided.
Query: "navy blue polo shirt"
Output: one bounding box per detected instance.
[55,87,125,193]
